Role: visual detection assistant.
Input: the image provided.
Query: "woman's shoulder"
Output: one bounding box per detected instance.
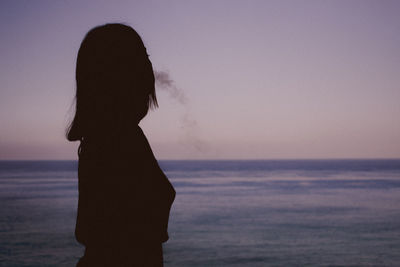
[77,125,155,166]
[117,125,151,154]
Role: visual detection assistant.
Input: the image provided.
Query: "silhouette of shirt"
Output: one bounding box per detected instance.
[75,124,175,248]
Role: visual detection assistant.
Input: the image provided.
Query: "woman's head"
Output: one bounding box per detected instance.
[67,23,158,141]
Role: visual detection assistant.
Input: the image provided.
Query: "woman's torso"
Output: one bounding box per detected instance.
[75,126,175,247]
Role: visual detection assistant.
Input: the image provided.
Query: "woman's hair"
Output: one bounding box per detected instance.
[66,23,158,142]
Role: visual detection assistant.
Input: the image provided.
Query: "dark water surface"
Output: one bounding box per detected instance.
[1,160,400,266]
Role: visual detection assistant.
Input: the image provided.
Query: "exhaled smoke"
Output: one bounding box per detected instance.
[180,113,206,153]
[154,71,188,105]
[154,70,206,153]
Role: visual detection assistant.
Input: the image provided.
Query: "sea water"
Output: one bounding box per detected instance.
[0,160,399,266]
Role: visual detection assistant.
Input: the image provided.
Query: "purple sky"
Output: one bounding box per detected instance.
[0,0,399,160]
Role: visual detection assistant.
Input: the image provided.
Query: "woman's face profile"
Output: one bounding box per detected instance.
[67,23,157,141]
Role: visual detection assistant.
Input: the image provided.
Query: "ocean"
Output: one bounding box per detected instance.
[0,160,400,266]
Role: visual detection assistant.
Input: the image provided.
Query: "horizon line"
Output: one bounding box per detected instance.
[1,158,400,161]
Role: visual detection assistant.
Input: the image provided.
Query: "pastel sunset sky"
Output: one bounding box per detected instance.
[0,0,399,159]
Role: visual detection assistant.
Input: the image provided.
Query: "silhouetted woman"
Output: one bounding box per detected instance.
[67,24,175,266]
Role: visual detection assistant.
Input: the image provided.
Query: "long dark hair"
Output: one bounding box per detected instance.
[66,23,158,142]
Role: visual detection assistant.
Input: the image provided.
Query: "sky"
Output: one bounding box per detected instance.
[0,0,399,160]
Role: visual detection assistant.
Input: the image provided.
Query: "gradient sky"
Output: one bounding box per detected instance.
[0,0,399,160]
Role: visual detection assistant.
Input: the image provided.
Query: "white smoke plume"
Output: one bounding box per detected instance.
[154,70,206,153]
[154,71,188,105]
